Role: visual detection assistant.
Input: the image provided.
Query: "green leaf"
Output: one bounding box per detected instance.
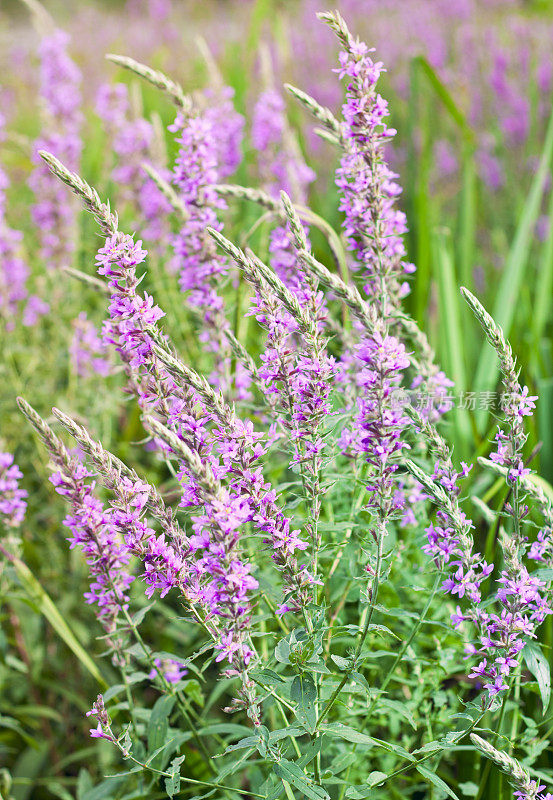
[77,769,93,800]
[523,641,551,714]
[345,787,373,799]
[344,771,387,796]
[147,695,176,770]
[532,180,553,348]
[11,557,106,688]
[131,603,153,626]
[45,784,74,800]
[0,716,40,749]
[252,668,286,685]
[81,777,126,800]
[165,755,185,799]
[370,737,416,762]
[377,699,417,730]
[416,766,460,800]
[458,782,479,797]
[319,723,374,747]
[367,771,387,787]
[351,671,375,698]
[290,674,317,734]
[414,730,468,755]
[366,624,400,640]
[458,145,477,290]
[182,679,204,707]
[297,736,325,769]
[275,639,291,664]
[330,654,351,671]
[273,760,330,800]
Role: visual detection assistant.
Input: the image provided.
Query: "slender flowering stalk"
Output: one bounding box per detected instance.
[37,156,273,729]
[471,734,553,800]
[0,113,48,330]
[320,28,409,657]
[459,288,550,696]
[95,83,172,246]
[0,452,27,529]
[29,27,82,268]
[108,55,246,396]
[322,9,412,314]
[321,12,412,535]
[16,399,132,660]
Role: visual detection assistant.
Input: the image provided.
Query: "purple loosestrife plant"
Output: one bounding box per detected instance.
[29,27,82,268]
[166,83,245,396]
[50,463,134,660]
[14,10,553,800]
[0,452,27,529]
[0,113,48,330]
[459,289,552,696]
[96,82,172,246]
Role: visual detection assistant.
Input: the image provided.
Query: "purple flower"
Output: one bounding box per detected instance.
[0,113,48,331]
[148,657,187,684]
[168,88,245,397]
[0,452,27,528]
[70,312,111,378]
[95,82,172,247]
[49,461,134,655]
[29,28,82,268]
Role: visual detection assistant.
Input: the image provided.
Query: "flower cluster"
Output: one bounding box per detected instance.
[29,29,82,267]
[86,694,114,743]
[70,312,112,378]
[0,452,27,528]
[0,113,48,330]
[465,565,550,695]
[335,32,412,313]
[169,93,245,395]
[342,330,411,515]
[95,232,265,679]
[148,657,187,684]
[107,476,188,602]
[491,385,537,485]
[95,82,171,245]
[329,19,417,532]
[50,462,134,649]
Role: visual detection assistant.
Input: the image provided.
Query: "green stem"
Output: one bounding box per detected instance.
[316,520,386,730]
[114,740,263,797]
[474,690,510,800]
[119,605,215,767]
[361,572,442,730]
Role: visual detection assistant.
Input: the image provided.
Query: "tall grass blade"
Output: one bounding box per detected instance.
[532,187,553,350]
[412,56,475,145]
[434,232,472,456]
[12,557,107,688]
[458,145,477,290]
[473,104,553,430]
